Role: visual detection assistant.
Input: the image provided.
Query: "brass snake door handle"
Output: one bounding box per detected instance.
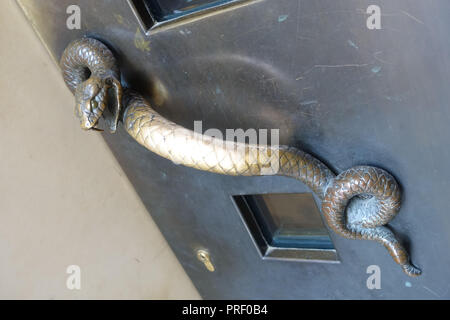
[60,37,421,277]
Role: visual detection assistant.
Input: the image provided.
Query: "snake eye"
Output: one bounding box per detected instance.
[90,100,98,110]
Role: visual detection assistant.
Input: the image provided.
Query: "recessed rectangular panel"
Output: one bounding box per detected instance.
[144,0,234,21]
[233,193,338,262]
[128,0,256,33]
[251,193,334,249]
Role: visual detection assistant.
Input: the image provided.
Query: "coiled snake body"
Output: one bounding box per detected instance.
[61,38,421,277]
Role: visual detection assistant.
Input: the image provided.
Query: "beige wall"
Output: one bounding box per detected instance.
[0,0,200,299]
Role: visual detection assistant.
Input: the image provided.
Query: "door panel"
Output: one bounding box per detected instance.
[18,0,450,298]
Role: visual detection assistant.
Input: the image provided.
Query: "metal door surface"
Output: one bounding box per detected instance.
[18,0,450,299]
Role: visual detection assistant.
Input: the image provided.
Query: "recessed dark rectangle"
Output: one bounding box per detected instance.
[144,0,233,22]
[233,193,339,263]
[128,0,157,31]
[128,0,256,34]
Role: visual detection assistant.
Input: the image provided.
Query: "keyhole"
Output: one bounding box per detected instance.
[196,249,215,272]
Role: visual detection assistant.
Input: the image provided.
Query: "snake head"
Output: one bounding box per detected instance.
[74,75,122,132]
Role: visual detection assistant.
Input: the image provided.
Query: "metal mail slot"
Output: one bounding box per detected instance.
[233,193,338,263]
[128,0,255,33]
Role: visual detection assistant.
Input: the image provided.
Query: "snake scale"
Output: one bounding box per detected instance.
[61,37,421,277]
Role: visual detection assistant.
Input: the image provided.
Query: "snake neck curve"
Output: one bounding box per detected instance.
[60,38,122,132]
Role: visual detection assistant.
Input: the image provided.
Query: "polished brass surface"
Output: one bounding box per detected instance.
[196,250,215,272]
[60,37,421,277]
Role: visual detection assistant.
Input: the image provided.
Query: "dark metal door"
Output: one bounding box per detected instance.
[19,0,450,299]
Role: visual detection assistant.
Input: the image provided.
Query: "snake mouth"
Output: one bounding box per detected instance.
[81,119,102,131]
[81,122,98,131]
[80,110,102,131]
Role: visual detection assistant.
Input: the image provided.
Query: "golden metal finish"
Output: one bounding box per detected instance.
[60,38,122,132]
[197,250,215,272]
